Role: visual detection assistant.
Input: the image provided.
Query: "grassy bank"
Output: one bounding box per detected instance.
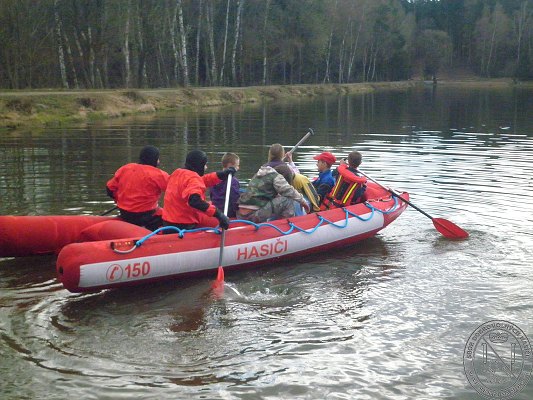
[0,79,527,130]
[0,82,419,130]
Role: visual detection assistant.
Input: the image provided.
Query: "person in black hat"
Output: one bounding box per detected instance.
[106,145,169,230]
[162,150,235,231]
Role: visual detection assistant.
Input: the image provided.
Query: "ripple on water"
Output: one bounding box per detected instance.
[1,88,533,399]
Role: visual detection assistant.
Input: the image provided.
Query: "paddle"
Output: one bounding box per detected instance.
[357,169,469,239]
[213,128,315,289]
[284,128,314,159]
[213,170,234,289]
[100,205,118,216]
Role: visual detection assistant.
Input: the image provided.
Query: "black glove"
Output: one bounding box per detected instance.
[106,186,115,200]
[214,209,230,230]
[216,167,237,180]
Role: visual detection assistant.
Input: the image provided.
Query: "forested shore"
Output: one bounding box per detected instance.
[1,0,532,91]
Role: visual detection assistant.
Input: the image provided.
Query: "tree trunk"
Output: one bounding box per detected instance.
[219,0,231,84]
[123,1,131,88]
[136,2,147,88]
[323,29,333,83]
[195,0,204,85]
[176,0,190,86]
[158,42,170,87]
[347,11,364,82]
[323,0,337,84]
[54,0,69,88]
[514,2,530,77]
[299,46,303,83]
[87,27,96,87]
[206,2,218,85]
[63,33,79,89]
[262,0,271,85]
[168,5,180,85]
[231,0,244,85]
[338,25,348,83]
[486,26,496,77]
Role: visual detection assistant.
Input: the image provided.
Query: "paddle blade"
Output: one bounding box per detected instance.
[432,218,469,239]
[213,265,224,288]
[216,266,225,282]
[211,266,225,297]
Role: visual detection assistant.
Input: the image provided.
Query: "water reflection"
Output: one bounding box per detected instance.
[1,86,532,399]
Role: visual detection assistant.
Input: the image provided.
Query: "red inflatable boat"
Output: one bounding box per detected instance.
[56,186,408,293]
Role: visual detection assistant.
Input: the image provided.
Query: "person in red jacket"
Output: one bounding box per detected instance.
[162,150,234,231]
[321,151,367,210]
[106,145,169,230]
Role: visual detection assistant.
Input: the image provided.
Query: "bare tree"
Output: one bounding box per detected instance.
[262,0,271,85]
[63,33,79,88]
[231,0,244,85]
[168,1,180,85]
[219,0,231,84]
[206,1,218,85]
[123,0,131,87]
[177,0,190,86]
[54,0,69,88]
[195,0,204,85]
[514,1,532,77]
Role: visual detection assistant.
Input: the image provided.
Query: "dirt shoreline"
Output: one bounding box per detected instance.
[0,80,523,131]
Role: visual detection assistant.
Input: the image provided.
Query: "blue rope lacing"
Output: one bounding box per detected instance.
[112,197,399,254]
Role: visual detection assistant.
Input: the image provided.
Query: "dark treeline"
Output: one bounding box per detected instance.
[1,0,532,90]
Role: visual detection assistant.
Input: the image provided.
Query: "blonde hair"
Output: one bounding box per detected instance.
[268,143,285,162]
[221,152,239,168]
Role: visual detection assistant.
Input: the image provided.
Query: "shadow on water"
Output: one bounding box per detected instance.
[52,234,398,337]
[0,255,57,290]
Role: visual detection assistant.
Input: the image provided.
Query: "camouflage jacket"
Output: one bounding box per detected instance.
[238,166,305,208]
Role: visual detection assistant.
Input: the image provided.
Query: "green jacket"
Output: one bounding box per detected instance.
[239,166,305,208]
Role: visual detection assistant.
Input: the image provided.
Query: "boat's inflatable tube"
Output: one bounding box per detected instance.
[0,216,149,257]
[79,220,151,242]
[57,192,408,293]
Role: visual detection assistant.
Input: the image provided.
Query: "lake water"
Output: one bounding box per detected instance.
[1,85,532,399]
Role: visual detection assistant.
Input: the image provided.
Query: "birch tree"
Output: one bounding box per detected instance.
[168,1,180,85]
[219,0,231,84]
[195,0,204,85]
[54,0,69,88]
[322,0,338,83]
[513,1,532,78]
[123,0,131,87]
[262,0,271,85]
[205,1,218,85]
[177,0,190,86]
[231,0,244,85]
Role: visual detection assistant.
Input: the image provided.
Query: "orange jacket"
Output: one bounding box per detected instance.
[162,169,221,225]
[106,163,169,213]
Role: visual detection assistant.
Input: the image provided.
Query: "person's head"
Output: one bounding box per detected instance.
[139,145,160,167]
[347,151,362,168]
[313,151,336,172]
[274,164,294,186]
[221,152,240,170]
[268,143,285,162]
[185,150,208,176]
